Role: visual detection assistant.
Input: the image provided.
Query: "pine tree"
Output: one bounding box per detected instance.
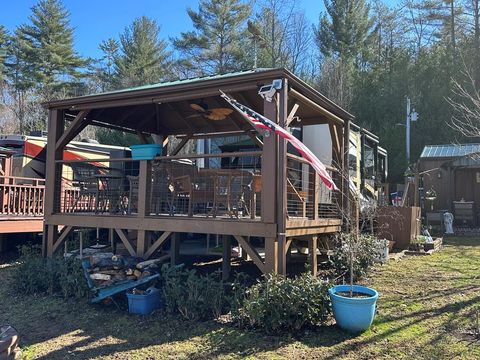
[97,38,119,91]
[114,16,170,88]
[18,0,86,97]
[173,0,251,75]
[315,0,374,62]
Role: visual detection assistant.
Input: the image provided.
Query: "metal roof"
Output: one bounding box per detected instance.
[77,68,272,98]
[420,144,480,158]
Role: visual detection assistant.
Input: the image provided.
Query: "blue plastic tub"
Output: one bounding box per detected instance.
[127,287,161,315]
[130,144,161,160]
[329,285,378,333]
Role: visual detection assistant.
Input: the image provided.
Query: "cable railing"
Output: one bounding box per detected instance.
[54,152,341,222]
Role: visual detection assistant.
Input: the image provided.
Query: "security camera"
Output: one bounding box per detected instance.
[258,79,283,102]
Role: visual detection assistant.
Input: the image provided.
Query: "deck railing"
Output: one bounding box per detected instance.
[54,152,340,221]
[0,176,45,216]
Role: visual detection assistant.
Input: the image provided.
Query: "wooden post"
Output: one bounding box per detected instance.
[170,232,180,266]
[277,79,288,275]
[136,160,152,257]
[44,109,65,257]
[222,235,231,280]
[137,160,152,216]
[137,230,148,257]
[309,236,318,277]
[264,237,278,273]
[261,99,277,223]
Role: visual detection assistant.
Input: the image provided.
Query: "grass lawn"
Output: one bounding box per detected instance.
[1,237,480,359]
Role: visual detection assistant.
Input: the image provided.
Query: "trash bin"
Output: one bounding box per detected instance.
[126,287,161,315]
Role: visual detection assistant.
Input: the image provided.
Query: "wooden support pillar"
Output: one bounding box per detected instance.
[264,237,278,274]
[137,230,148,257]
[277,79,288,275]
[46,225,58,258]
[261,99,277,223]
[222,235,231,280]
[137,160,152,216]
[309,236,318,277]
[136,160,151,257]
[170,233,180,266]
[44,109,65,257]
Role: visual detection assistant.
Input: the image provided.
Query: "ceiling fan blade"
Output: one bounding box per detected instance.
[190,103,207,112]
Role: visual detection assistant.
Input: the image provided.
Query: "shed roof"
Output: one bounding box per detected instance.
[420,144,480,159]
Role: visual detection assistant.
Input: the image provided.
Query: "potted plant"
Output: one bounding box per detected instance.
[329,193,379,333]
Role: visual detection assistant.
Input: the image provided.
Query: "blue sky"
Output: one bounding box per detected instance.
[1,0,397,59]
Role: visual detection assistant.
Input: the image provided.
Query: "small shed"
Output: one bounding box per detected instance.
[418,143,480,226]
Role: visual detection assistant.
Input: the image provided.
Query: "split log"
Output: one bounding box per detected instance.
[136,255,170,269]
[90,273,111,281]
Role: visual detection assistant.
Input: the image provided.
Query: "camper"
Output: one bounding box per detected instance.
[0,134,130,181]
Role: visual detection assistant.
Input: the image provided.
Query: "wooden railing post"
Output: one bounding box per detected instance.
[136,160,152,257]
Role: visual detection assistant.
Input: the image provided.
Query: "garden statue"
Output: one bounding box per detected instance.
[443,212,454,234]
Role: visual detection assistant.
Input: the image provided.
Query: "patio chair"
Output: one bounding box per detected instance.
[166,160,214,217]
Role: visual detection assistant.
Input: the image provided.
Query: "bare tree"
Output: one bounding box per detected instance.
[448,61,480,137]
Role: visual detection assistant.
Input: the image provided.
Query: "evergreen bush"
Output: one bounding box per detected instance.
[12,245,89,299]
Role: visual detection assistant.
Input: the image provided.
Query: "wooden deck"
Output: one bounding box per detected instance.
[0,176,45,234]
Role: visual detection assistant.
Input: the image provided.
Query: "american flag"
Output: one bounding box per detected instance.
[219,91,338,191]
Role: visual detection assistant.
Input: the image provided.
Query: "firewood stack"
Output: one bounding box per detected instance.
[87,253,169,287]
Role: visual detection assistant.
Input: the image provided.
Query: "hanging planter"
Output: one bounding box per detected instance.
[329,284,379,333]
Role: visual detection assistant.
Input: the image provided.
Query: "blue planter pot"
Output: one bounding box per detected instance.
[329,285,379,333]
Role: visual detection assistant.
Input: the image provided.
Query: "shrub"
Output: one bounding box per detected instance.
[331,234,383,281]
[161,265,229,321]
[12,245,89,299]
[233,272,331,333]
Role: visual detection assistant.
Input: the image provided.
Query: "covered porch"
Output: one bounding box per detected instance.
[43,68,351,276]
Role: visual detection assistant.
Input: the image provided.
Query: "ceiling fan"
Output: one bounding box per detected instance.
[188,101,233,121]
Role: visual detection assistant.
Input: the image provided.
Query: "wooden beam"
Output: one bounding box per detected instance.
[52,225,73,254]
[289,88,344,125]
[309,236,318,277]
[286,225,341,236]
[222,235,231,280]
[115,229,136,256]
[55,110,90,151]
[46,214,277,238]
[170,135,191,156]
[286,102,300,127]
[171,233,180,265]
[233,235,265,273]
[329,123,341,156]
[144,231,172,259]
